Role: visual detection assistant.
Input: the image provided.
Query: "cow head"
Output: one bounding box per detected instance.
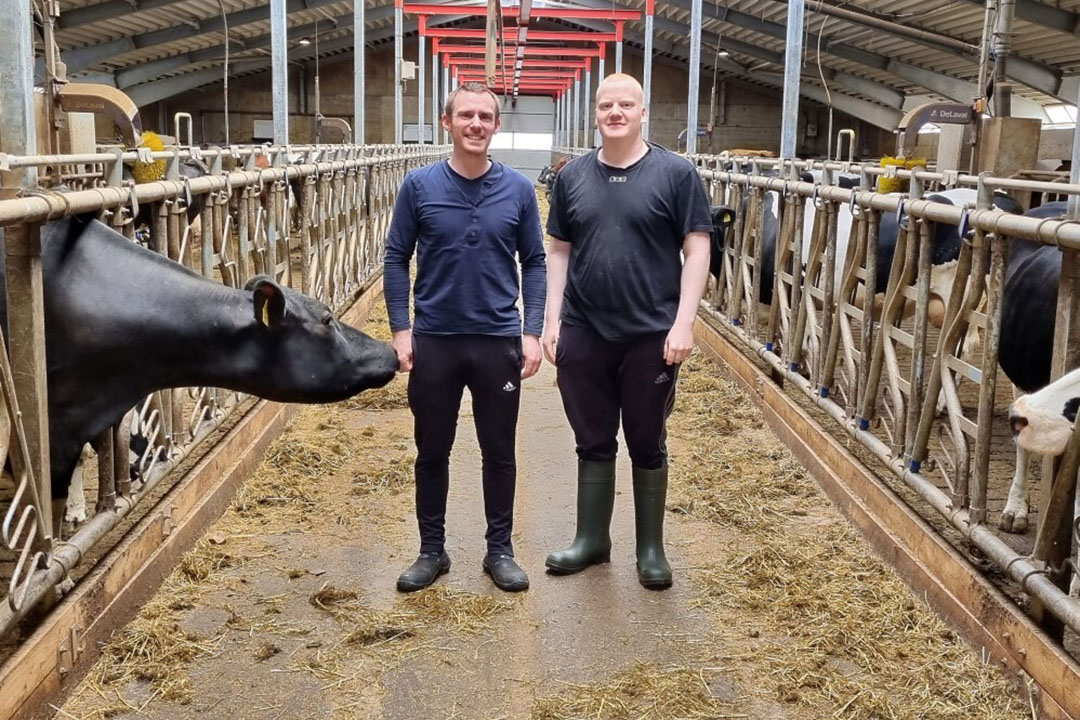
[709,205,736,278]
[243,275,399,401]
[1008,366,1080,456]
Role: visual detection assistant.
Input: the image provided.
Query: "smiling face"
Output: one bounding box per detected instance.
[442,89,501,158]
[594,75,646,144]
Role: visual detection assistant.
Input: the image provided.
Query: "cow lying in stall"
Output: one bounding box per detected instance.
[0,213,399,536]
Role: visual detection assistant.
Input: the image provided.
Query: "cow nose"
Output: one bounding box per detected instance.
[1009,414,1028,437]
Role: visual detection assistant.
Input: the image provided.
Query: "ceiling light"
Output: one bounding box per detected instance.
[298,37,311,46]
[717,49,730,57]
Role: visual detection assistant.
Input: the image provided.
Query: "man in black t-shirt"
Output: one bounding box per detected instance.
[543,74,713,589]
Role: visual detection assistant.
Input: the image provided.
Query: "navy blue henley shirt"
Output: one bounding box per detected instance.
[384,160,546,337]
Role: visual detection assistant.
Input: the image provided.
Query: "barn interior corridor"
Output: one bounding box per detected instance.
[59,296,1026,720]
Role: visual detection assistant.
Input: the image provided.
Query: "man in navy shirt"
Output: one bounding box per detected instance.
[543,74,712,589]
[385,82,546,593]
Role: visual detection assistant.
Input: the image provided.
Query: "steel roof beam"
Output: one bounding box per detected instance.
[956,0,1080,37]
[572,3,905,108]
[768,0,1064,100]
[659,0,974,101]
[112,12,354,88]
[126,32,355,106]
[51,0,367,76]
[564,1,903,129]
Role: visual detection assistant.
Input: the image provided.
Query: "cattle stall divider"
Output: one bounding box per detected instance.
[693,155,1080,718]
[0,143,449,718]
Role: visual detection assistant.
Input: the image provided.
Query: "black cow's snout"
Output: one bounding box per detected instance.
[1009,414,1028,437]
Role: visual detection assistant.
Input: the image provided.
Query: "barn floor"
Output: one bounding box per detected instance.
[57,299,1027,720]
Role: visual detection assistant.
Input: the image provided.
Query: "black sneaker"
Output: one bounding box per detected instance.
[482,554,529,592]
[396,551,451,592]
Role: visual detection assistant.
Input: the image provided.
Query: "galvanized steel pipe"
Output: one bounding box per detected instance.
[686,0,703,155]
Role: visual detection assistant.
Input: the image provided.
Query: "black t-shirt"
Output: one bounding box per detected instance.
[546,144,714,342]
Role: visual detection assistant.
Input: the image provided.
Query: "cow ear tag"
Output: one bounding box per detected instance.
[249,276,286,329]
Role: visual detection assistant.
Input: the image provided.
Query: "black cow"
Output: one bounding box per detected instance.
[1,214,398,526]
[999,202,1067,394]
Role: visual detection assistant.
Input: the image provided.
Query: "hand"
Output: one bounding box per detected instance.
[392,329,413,372]
[541,321,560,366]
[521,334,542,379]
[663,322,694,366]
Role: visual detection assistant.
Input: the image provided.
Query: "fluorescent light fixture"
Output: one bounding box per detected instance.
[297,37,311,46]
[717,49,730,57]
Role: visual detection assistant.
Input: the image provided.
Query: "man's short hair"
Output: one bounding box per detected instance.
[443,82,501,121]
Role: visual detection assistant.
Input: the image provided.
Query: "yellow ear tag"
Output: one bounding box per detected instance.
[262,302,270,327]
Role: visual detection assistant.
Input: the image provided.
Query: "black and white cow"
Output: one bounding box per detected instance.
[1008,366,1080,595]
[1,213,398,530]
[994,202,1070,533]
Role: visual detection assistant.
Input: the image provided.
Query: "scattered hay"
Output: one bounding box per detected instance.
[671,349,1026,718]
[262,410,357,482]
[175,538,239,583]
[254,640,281,661]
[351,456,413,496]
[344,608,418,647]
[530,661,738,720]
[342,377,409,410]
[667,351,811,532]
[400,585,515,635]
[309,584,361,610]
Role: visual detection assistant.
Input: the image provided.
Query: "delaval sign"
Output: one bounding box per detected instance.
[896,102,975,156]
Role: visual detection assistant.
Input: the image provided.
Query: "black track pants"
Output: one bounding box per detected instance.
[408,333,523,556]
[555,324,678,470]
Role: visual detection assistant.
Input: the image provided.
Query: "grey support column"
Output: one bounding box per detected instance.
[432,50,440,143]
[643,0,654,141]
[584,60,593,149]
[418,23,426,144]
[572,74,581,148]
[354,0,364,144]
[394,0,403,144]
[685,0,702,154]
[779,0,806,159]
[596,53,605,146]
[0,0,50,538]
[615,21,623,73]
[271,0,289,145]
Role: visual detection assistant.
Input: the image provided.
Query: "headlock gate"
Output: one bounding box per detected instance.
[0,142,448,717]
[692,154,1080,718]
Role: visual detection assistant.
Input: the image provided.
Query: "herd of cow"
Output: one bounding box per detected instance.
[699,169,1078,540]
[3,158,1079,596]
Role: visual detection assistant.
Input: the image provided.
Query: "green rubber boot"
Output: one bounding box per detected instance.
[545,460,616,574]
[633,466,672,589]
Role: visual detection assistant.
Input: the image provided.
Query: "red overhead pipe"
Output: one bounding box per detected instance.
[422,28,618,42]
[438,44,602,57]
[403,4,640,20]
[448,57,588,68]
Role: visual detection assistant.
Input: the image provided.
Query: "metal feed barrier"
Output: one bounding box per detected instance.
[689,155,1080,640]
[0,142,449,642]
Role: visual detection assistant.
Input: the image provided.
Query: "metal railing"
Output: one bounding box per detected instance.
[689,154,1080,634]
[0,142,450,640]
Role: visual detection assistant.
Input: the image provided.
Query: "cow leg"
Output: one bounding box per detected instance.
[1072,486,1080,599]
[1000,443,1031,533]
[53,444,92,536]
[63,445,90,525]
